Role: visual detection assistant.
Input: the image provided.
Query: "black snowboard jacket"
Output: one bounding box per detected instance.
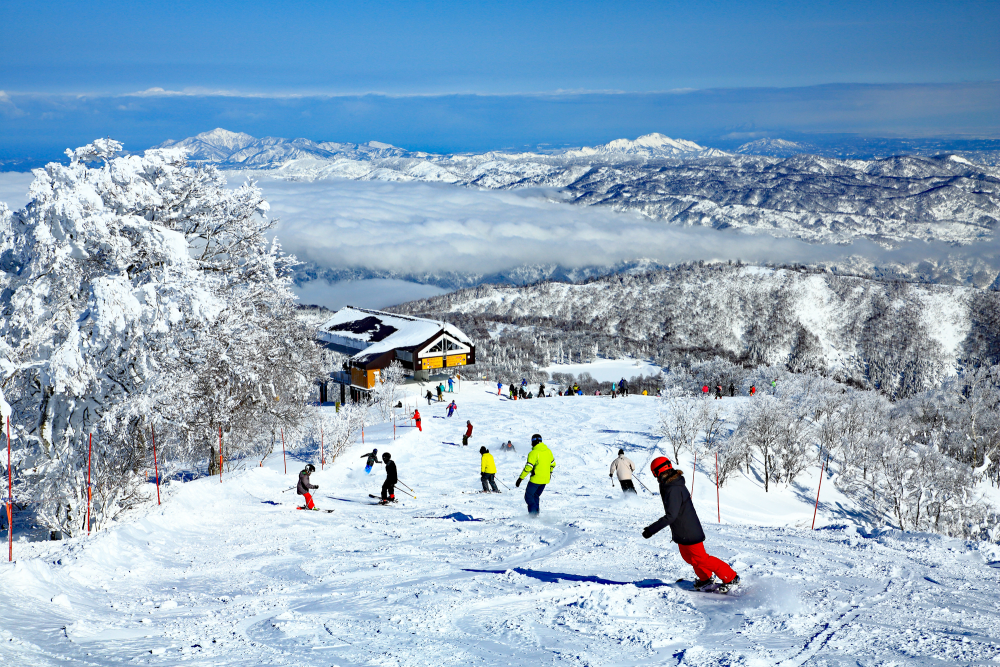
[297,470,318,495]
[645,470,706,545]
[384,460,398,485]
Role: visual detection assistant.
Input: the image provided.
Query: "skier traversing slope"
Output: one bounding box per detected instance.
[516,434,555,515]
[480,446,499,492]
[425,390,433,406]
[360,449,380,473]
[609,449,637,494]
[642,456,740,592]
[462,420,473,446]
[297,464,319,510]
[380,452,398,503]
[497,381,503,396]
[447,400,457,417]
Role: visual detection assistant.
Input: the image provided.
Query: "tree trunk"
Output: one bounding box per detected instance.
[209,445,218,476]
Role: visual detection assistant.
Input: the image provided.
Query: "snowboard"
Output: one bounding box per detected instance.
[675,578,739,594]
[365,464,373,474]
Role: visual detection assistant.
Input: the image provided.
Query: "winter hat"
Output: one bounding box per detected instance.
[382,452,391,462]
[479,446,488,454]
[650,456,673,477]
[531,434,543,445]
[618,449,625,456]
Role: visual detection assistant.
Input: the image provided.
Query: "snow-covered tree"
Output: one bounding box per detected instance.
[0,139,323,534]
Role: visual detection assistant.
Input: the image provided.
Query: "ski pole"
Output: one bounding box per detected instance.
[396,479,414,492]
[633,475,653,494]
[281,486,296,493]
[497,477,511,490]
[395,486,416,499]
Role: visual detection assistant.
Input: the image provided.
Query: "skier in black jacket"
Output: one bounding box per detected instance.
[380,452,398,503]
[361,448,380,471]
[297,464,319,510]
[642,456,739,591]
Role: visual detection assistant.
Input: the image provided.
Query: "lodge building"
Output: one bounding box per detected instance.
[318,306,476,402]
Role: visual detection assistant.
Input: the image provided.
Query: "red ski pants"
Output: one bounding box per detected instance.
[302,492,315,509]
[415,419,422,431]
[677,542,736,583]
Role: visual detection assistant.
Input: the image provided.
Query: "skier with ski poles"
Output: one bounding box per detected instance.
[447,400,457,417]
[360,448,380,473]
[497,381,503,396]
[380,452,398,504]
[609,449,637,494]
[515,434,555,516]
[462,420,473,446]
[297,464,320,510]
[480,446,499,492]
[641,456,740,592]
[425,390,433,406]
[448,377,454,393]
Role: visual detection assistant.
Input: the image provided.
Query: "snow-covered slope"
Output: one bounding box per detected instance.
[156,129,1000,245]
[2,384,997,665]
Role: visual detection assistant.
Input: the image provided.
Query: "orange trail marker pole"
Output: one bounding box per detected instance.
[219,426,223,484]
[151,428,161,505]
[812,455,828,530]
[281,428,287,474]
[87,433,93,534]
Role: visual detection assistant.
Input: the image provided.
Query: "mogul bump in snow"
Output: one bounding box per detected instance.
[462,420,473,446]
[479,446,499,492]
[380,452,398,504]
[516,434,555,515]
[297,464,320,510]
[642,456,740,592]
[609,449,637,494]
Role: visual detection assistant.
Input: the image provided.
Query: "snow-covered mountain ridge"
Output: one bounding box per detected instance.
[392,264,1000,397]
[157,129,1000,245]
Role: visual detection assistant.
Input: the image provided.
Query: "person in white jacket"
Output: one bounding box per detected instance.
[609,449,637,494]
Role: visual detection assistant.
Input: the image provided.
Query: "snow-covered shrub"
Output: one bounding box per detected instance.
[657,396,701,465]
[320,402,367,463]
[373,361,404,421]
[0,139,323,534]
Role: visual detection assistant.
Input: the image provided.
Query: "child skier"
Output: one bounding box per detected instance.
[515,434,556,515]
[642,456,740,592]
[380,452,398,504]
[360,448,380,473]
[609,449,637,494]
[413,409,422,432]
[497,381,503,396]
[480,446,499,492]
[447,400,457,417]
[297,464,320,510]
[462,420,473,446]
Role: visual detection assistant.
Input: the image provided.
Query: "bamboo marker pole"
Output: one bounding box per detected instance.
[87,433,93,534]
[151,428,161,505]
[812,455,828,530]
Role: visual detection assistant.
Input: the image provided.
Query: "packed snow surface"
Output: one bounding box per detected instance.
[542,358,662,383]
[2,383,999,665]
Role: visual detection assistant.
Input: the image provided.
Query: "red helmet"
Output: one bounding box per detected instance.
[650,456,673,477]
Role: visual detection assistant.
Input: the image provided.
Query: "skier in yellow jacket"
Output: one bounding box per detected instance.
[515,434,555,515]
[479,446,499,492]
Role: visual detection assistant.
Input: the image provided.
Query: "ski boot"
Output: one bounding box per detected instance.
[692,577,716,591]
[716,575,741,593]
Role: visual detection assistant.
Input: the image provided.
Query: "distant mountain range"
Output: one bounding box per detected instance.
[157,129,1000,247]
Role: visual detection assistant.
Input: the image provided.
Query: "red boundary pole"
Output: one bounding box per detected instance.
[281,428,287,474]
[7,417,11,561]
[151,428,161,505]
[715,450,720,524]
[812,456,827,530]
[87,433,92,534]
[219,427,223,484]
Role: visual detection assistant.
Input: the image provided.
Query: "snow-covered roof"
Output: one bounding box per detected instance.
[318,306,472,361]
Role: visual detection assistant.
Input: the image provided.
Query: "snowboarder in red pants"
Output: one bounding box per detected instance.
[413,409,422,431]
[642,456,740,592]
[297,464,319,510]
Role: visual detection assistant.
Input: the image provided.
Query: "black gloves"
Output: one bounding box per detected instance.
[641,527,653,539]
[515,477,522,487]
[609,473,613,478]
[314,485,319,490]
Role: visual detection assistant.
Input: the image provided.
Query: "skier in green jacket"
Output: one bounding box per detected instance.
[515,434,556,515]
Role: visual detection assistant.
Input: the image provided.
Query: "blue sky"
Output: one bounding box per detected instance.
[2,0,998,158]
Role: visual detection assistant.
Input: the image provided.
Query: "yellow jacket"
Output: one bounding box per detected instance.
[481,452,496,474]
[519,442,556,484]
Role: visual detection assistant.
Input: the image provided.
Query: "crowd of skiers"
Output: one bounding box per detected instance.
[296,376,741,592]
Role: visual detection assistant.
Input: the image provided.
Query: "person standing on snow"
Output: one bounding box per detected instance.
[539,383,546,398]
[497,381,503,396]
[480,446,499,492]
[462,420,473,446]
[611,381,617,399]
[715,385,722,400]
[620,378,629,397]
[729,383,735,397]
[425,389,433,405]
[380,452,398,503]
[749,385,756,396]
[413,409,422,432]
[436,384,444,402]
[509,383,516,400]
[515,434,556,516]
[609,449,637,494]
[771,378,777,394]
[448,377,454,393]
[297,464,320,510]
[447,400,457,417]
[642,456,740,592]
[702,384,710,398]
